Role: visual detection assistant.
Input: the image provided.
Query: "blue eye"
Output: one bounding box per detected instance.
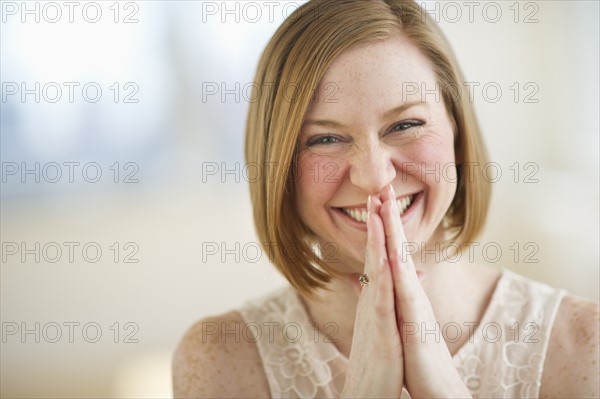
[306,135,340,147]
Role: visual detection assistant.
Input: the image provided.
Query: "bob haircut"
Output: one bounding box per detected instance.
[245,0,491,297]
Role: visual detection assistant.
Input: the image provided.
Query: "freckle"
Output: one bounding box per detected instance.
[583,376,587,381]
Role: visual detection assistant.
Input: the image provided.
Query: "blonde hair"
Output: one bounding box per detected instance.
[245,0,490,297]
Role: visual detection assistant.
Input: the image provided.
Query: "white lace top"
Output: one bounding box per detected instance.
[238,269,565,398]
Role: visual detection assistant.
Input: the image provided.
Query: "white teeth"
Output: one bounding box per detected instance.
[343,207,365,222]
[342,195,414,223]
[398,196,410,212]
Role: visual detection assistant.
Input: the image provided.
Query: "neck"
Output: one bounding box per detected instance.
[297,274,359,358]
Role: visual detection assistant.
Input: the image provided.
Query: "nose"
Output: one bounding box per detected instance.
[348,141,397,195]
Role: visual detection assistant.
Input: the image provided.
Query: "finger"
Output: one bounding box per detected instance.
[361,195,394,311]
[380,185,418,280]
[379,185,423,318]
[354,195,381,298]
[366,195,388,284]
[379,184,403,264]
[363,195,385,279]
[365,199,402,342]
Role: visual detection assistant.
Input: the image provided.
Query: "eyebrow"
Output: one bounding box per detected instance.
[302,101,426,128]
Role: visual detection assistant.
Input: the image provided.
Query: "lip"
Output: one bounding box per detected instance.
[333,191,424,230]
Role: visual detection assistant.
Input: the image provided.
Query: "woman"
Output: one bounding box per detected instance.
[173,1,599,397]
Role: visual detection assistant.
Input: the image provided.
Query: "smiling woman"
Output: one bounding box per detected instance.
[172,1,599,398]
[295,37,464,278]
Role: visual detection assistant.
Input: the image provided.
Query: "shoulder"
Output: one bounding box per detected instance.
[540,293,599,398]
[172,310,270,398]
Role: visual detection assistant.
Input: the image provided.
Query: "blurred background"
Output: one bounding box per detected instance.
[1,0,598,397]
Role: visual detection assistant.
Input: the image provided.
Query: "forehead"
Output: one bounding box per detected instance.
[306,36,438,120]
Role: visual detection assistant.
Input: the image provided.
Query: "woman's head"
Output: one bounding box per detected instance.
[245,0,490,296]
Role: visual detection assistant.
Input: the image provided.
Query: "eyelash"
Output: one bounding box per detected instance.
[305,135,342,147]
[390,119,424,132]
[305,119,425,147]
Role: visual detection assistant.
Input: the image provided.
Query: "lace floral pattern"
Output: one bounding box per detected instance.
[240,288,345,398]
[453,270,564,398]
[239,269,564,398]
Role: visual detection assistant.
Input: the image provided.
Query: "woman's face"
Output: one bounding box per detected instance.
[295,36,458,273]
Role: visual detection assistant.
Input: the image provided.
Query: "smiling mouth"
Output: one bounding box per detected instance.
[339,194,416,223]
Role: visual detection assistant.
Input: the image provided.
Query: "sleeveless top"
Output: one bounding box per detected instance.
[238,269,565,398]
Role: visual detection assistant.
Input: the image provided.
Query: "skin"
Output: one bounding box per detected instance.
[172,36,599,398]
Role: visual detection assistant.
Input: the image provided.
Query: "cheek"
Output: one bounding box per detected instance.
[295,154,346,210]
[398,132,457,186]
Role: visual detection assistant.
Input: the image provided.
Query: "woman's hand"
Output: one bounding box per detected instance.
[378,184,471,398]
[342,184,471,398]
[341,195,405,398]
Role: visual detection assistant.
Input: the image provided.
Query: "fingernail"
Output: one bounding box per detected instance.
[389,184,396,198]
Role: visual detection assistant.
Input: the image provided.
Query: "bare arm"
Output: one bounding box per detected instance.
[540,294,599,398]
[172,311,270,398]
